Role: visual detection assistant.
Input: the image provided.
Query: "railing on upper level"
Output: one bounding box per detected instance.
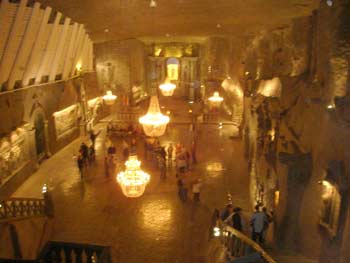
[221,224,276,263]
[38,241,111,263]
[0,198,47,223]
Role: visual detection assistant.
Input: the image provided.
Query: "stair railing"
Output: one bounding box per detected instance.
[220,224,276,263]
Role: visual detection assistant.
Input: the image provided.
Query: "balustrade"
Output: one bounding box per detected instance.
[0,198,47,223]
[38,241,111,263]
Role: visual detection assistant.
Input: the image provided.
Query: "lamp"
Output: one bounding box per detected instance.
[103,90,117,105]
[159,81,176,96]
[139,96,169,137]
[117,155,150,198]
[208,91,224,108]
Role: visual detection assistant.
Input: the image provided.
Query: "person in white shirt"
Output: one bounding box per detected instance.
[250,205,268,244]
[192,179,202,201]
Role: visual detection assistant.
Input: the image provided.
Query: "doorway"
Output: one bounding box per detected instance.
[34,113,46,160]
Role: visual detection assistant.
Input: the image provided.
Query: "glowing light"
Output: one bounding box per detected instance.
[42,184,47,194]
[274,190,280,207]
[159,82,176,96]
[117,155,150,198]
[76,63,82,73]
[327,104,335,110]
[139,96,169,137]
[188,109,192,113]
[258,78,282,97]
[103,90,117,105]
[188,101,194,104]
[321,180,334,199]
[208,91,224,108]
[326,0,333,6]
[213,227,221,237]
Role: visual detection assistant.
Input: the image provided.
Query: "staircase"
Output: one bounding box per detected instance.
[0,197,111,263]
[219,224,276,263]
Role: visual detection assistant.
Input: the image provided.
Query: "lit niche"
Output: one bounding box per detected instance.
[319,179,341,236]
[166,58,179,81]
[53,104,79,139]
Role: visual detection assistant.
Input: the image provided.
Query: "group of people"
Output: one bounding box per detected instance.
[211,203,273,245]
[76,129,101,178]
[177,178,202,202]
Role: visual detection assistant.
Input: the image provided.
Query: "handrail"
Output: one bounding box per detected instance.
[38,241,111,263]
[221,224,276,263]
[0,198,47,223]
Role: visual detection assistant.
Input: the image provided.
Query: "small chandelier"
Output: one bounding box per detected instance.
[208,91,224,108]
[139,96,169,137]
[117,155,150,198]
[103,90,117,105]
[159,82,176,96]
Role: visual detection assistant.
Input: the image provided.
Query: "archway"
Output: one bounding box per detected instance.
[34,113,46,159]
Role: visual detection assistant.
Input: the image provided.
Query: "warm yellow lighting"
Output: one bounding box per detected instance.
[327,104,335,109]
[167,64,179,80]
[188,109,192,113]
[76,62,82,73]
[139,96,170,137]
[321,180,334,199]
[117,155,150,198]
[208,91,224,108]
[159,82,176,96]
[42,184,48,194]
[103,90,117,105]
[213,227,221,237]
[274,190,280,207]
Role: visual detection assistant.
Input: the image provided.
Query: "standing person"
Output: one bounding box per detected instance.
[221,204,233,221]
[89,129,101,148]
[177,179,187,202]
[192,179,202,202]
[79,143,89,165]
[88,144,95,164]
[232,207,243,232]
[250,205,268,244]
[167,143,174,167]
[130,137,137,154]
[77,154,84,178]
[262,207,273,241]
[159,156,166,180]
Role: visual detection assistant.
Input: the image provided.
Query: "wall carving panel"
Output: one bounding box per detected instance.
[53,104,79,140]
[0,127,29,186]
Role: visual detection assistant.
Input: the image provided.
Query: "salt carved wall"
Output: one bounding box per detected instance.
[238,1,350,262]
[0,0,93,91]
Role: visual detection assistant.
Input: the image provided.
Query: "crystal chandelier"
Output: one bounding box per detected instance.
[117,155,150,198]
[159,82,176,96]
[208,91,224,108]
[139,96,169,137]
[103,90,117,105]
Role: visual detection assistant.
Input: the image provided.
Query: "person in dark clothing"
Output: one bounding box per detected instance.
[77,154,84,178]
[79,143,89,165]
[89,129,101,148]
[221,204,233,221]
[209,209,221,240]
[88,145,95,163]
[232,207,243,231]
[177,179,187,202]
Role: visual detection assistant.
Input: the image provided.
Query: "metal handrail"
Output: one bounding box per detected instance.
[221,224,276,263]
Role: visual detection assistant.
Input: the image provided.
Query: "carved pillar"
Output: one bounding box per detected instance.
[43,120,51,157]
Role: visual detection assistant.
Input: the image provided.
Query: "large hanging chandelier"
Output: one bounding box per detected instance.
[103,90,117,105]
[117,155,150,198]
[139,96,169,137]
[208,91,224,108]
[159,82,176,96]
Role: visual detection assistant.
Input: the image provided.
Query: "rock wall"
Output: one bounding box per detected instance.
[0,72,104,197]
[239,1,350,262]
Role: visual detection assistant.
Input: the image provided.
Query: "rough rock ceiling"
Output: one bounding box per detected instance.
[37,0,319,43]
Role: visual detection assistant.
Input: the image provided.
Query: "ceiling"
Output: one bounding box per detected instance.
[37,0,319,43]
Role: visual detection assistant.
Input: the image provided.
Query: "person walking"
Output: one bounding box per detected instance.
[79,143,89,165]
[192,179,202,202]
[88,144,96,164]
[89,129,101,148]
[177,179,188,202]
[77,154,84,178]
[167,143,174,167]
[250,205,268,245]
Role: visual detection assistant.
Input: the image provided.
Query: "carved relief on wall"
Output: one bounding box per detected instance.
[87,97,103,125]
[53,104,79,140]
[0,127,29,186]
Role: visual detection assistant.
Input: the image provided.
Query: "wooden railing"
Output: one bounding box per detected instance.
[221,225,276,263]
[0,198,47,223]
[38,241,111,263]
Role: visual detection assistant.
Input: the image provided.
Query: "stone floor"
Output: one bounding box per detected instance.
[10,97,317,263]
[12,98,251,263]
